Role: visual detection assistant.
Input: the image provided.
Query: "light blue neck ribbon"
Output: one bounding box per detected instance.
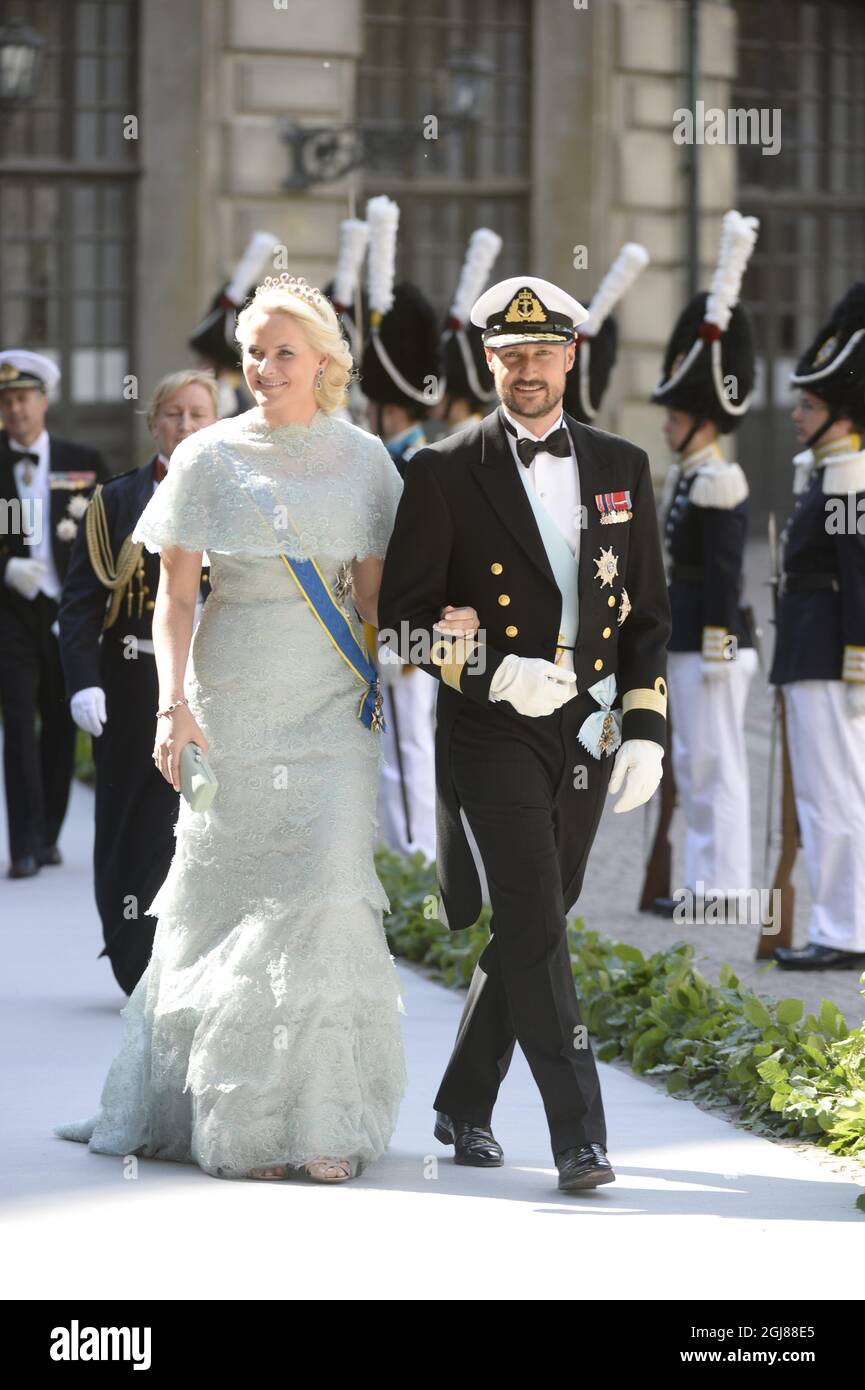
[514,457,621,758]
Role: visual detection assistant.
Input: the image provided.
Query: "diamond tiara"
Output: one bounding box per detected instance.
[253,272,328,314]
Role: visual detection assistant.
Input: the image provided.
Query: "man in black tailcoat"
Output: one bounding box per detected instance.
[378,276,671,1192]
[0,351,107,878]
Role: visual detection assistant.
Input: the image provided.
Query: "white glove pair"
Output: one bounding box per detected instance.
[71,686,107,736]
[846,682,865,720]
[4,557,45,601]
[489,654,576,717]
[608,739,664,813]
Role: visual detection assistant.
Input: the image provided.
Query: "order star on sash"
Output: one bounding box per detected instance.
[594,545,619,587]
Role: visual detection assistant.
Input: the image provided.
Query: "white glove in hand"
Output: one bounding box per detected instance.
[71,686,107,736]
[845,682,865,720]
[700,659,731,683]
[608,739,664,813]
[4,557,46,601]
[489,653,577,717]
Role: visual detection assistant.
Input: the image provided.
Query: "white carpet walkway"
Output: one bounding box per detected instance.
[1,771,862,1301]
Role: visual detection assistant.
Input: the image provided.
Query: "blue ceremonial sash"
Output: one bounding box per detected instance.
[277,552,385,733]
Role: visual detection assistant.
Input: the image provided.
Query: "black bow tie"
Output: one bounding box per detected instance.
[503,418,571,468]
[11,449,38,464]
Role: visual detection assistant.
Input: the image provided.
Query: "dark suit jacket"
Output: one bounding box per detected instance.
[0,431,107,627]
[377,407,671,929]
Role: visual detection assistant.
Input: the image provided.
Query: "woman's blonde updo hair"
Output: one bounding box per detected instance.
[234,273,353,414]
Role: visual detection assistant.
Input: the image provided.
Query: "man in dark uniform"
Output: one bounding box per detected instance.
[649,210,760,916]
[0,351,107,878]
[434,227,503,430]
[59,371,217,993]
[378,275,671,1191]
[563,242,649,425]
[361,195,443,862]
[770,282,865,970]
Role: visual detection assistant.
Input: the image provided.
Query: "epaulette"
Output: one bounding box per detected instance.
[689,461,749,510]
[822,453,865,495]
[84,483,145,630]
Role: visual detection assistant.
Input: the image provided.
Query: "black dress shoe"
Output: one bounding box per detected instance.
[37,844,62,867]
[773,942,865,971]
[650,896,680,918]
[434,1111,503,1166]
[555,1142,615,1191]
[7,856,40,879]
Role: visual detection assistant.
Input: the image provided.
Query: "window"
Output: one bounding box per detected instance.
[357,0,531,308]
[0,0,138,465]
[732,0,865,515]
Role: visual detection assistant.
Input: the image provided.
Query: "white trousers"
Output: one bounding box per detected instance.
[784,681,865,951]
[377,667,438,863]
[667,648,758,896]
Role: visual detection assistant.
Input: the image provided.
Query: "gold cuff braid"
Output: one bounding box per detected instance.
[622,676,668,718]
[432,635,480,692]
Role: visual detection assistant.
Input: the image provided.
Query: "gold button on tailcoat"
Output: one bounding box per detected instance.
[505,625,518,637]
[491,562,503,574]
[498,594,510,606]
[594,658,603,671]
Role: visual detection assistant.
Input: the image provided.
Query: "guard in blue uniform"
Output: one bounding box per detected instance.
[0,351,107,878]
[378,275,671,1191]
[564,242,650,425]
[59,371,216,992]
[188,231,279,419]
[649,210,760,915]
[770,282,865,970]
[361,196,442,862]
[435,228,503,430]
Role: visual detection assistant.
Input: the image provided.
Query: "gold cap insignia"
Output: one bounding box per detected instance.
[0,363,20,382]
[504,289,546,324]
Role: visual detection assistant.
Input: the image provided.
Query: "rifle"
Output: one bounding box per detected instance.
[638,709,677,910]
[757,512,799,957]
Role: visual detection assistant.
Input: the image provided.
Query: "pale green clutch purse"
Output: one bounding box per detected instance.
[180,741,218,812]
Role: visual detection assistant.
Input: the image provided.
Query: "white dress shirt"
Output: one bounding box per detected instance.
[10,428,62,600]
[489,405,581,699]
[500,403,581,559]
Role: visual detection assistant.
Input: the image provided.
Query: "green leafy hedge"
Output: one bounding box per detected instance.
[375,846,865,1162]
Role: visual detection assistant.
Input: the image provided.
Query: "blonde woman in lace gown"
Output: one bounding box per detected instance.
[54,275,479,1182]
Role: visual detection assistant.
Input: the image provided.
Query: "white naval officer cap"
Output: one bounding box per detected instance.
[0,349,61,395]
[470,275,589,348]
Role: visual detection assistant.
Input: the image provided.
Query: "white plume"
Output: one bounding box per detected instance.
[449,228,503,326]
[331,219,370,310]
[580,242,650,337]
[224,231,282,305]
[705,210,759,332]
[366,195,400,318]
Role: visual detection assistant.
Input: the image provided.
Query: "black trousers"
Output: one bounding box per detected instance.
[433,690,614,1158]
[0,593,77,862]
[92,641,179,994]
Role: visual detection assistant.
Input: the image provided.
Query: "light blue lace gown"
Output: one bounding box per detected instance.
[54,407,408,1178]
